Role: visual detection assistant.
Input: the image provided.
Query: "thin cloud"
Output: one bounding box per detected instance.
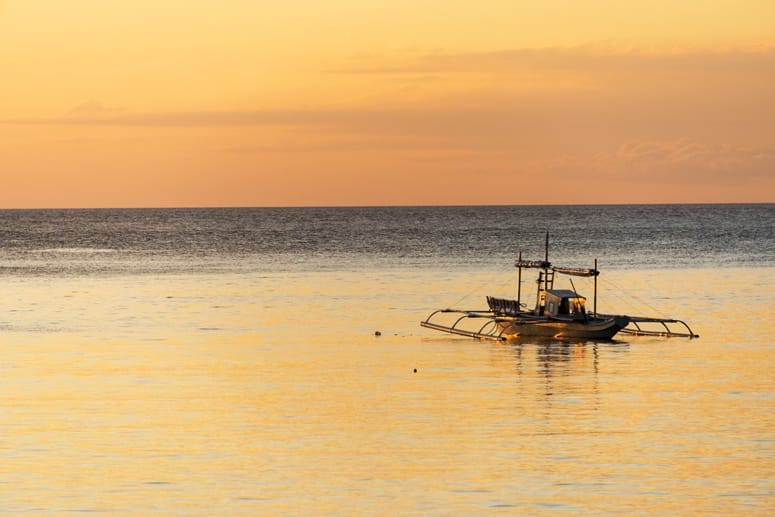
[9,108,315,127]
[2,45,772,184]
[2,105,533,135]
[3,45,772,138]
[66,99,125,117]
[333,45,775,76]
[589,140,775,182]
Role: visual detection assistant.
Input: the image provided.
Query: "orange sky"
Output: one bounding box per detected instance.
[1,0,774,208]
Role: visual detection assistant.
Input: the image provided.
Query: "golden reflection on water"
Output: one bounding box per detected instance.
[0,268,772,514]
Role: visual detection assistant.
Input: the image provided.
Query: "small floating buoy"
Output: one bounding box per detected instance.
[374,331,381,336]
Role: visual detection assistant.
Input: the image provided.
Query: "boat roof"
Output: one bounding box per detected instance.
[546,289,585,299]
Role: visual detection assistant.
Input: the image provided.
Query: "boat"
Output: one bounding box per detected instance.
[420,233,698,341]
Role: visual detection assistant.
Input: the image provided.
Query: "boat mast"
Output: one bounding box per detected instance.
[593,258,598,316]
[545,231,549,263]
[516,250,522,308]
[535,231,551,314]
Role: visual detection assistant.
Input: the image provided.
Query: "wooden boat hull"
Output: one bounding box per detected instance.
[498,315,630,340]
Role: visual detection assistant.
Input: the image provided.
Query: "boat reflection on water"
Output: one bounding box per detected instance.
[494,337,631,405]
[504,336,616,373]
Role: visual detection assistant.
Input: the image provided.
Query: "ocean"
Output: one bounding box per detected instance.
[0,204,773,514]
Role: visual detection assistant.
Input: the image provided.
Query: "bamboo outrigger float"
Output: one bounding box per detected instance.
[421,233,699,341]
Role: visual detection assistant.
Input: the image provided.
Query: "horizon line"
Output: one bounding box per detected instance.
[1,201,772,211]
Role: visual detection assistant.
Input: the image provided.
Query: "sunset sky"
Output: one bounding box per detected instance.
[1,0,773,208]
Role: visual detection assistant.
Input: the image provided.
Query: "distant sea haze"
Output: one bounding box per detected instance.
[0,204,772,277]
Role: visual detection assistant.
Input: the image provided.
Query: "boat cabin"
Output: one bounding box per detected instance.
[542,290,587,320]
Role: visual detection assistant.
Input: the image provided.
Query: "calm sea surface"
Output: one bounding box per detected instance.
[0,204,773,515]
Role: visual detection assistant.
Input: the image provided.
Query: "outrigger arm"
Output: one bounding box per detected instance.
[618,315,699,338]
[420,309,508,341]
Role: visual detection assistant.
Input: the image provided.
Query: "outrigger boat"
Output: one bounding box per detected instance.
[421,233,698,341]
